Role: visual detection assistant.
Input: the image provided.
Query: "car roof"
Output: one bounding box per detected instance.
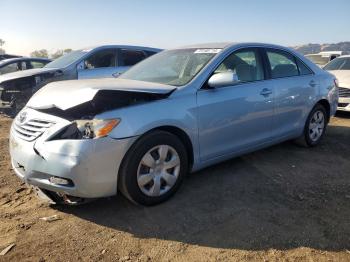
[82,45,163,53]
[0,57,51,65]
[338,55,350,58]
[173,42,297,52]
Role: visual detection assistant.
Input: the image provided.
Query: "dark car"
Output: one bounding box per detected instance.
[0,57,51,75]
[0,54,22,61]
[0,45,161,116]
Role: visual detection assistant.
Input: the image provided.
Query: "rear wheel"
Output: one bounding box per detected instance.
[118,130,188,206]
[295,104,328,147]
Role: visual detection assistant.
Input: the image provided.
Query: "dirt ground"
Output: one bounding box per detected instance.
[0,113,350,262]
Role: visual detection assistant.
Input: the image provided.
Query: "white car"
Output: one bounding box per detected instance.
[306,51,347,67]
[324,55,350,111]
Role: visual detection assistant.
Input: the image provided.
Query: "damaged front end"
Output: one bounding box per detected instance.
[0,69,64,116]
[10,83,176,203]
[34,89,175,140]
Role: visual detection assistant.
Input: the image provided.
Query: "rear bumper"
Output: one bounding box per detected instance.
[10,127,137,199]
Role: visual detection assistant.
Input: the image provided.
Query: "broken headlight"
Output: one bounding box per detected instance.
[50,119,120,140]
[75,119,120,139]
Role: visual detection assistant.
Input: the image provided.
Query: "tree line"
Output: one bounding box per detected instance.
[30,48,73,59]
[0,37,72,59]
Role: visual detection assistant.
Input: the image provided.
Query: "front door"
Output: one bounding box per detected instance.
[197,48,274,161]
[78,48,118,79]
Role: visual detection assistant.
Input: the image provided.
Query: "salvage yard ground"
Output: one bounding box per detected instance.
[0,113,350,261]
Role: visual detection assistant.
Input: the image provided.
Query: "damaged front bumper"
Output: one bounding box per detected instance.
[9,109,137,201]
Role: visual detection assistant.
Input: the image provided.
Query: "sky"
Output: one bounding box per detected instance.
[1,0,349,56]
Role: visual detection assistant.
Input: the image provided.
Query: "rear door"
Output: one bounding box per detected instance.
[197,48,275,161]
[264,48,315,138]
[78,48,118,79]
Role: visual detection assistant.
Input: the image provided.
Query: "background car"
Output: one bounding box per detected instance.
[324,55,350,111]
[0,54,22,61]
[9,43,338,206]
[0,57,51,75]
[305,51,348,67]
[0,45,162,115]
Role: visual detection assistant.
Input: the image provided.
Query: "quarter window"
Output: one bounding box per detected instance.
[120,49,146,66]
[214,49,264,82]
[85,49,116,69]
[267,50,299,78]
[297,59,312,75]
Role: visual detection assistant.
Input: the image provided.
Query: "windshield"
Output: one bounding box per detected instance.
[324,57,350,70]
[44,50,88,68]
[120,48,220,86]
[306,54,330,65]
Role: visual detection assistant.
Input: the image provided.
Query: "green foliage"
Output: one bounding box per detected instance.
[30,49,49,58]
[51,48,73,59]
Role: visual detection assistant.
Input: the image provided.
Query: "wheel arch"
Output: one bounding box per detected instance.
[151,125,194,171]
[316,99,331,122]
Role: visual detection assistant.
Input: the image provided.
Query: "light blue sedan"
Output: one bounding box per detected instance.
[9,42,338,206]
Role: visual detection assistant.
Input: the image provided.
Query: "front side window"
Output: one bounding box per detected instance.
[214,49,264,82]
[0,62,19,75]
[267,50,299,78]
[120,49,146,66]
[85,49,116,69]
[120,49,219,86]
[324,57,350,70]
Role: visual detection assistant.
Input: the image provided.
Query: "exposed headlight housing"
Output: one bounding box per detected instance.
[50,118,120,140]
[75,119,120,139]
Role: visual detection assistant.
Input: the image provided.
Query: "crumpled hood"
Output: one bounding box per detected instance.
[0,67,59,83]
[27,78,176,110]
[329,70,350,88]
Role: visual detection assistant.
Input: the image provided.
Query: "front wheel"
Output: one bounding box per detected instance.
[118,130,188,206]
[296,104,328,147]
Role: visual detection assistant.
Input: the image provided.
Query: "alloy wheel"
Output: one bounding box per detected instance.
[137,145,181,197]
[308,110,325,142]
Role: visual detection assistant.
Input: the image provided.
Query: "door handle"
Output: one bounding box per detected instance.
[309,80,317,87]
[112,72,122,78]
[260,88,272,97]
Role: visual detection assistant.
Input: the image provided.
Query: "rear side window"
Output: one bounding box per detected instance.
[85,49,117,69]
[214,49,264,82]
[266,50,299,78]
[297,59,313,75]
[120,49,146,66]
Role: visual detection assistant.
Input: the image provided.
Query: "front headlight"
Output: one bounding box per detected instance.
[75,118,120,139]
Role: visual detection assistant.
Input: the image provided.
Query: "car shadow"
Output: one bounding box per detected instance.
[54,123,350,251]
[335,111,350,119]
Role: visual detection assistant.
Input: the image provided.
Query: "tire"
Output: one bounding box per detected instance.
[118,130,188,206]
[295,104,328,147]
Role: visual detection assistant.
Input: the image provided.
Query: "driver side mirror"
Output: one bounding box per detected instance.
[208,72,240,88]
[76,61,85,71]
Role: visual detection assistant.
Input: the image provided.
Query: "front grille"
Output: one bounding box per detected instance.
[13,119,54,141]
[338,87,350,97]
[338,103,349,108]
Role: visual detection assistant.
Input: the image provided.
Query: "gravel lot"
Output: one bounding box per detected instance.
[0,113,350,261]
